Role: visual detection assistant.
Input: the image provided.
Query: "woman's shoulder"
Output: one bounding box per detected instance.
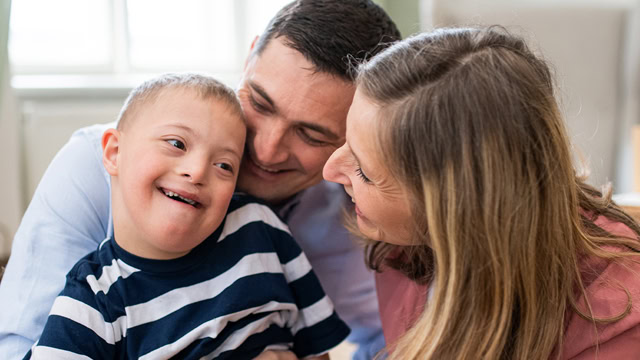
[375,264,430,348]
[560,215,640,359]
[592,213,638,240]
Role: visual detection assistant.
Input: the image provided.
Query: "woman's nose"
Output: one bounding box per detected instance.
[323,145,350,185]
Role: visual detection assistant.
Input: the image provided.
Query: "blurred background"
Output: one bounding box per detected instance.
[1,0,639,358]
[1,0,639,270]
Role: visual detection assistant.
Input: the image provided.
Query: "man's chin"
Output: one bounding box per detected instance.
[236,174,321,206]
[236,178,294,205]
[240,187,294,206]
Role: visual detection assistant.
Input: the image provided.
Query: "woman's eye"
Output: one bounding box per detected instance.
[215,162,233,173]
[167,139,186,150]
[356,167,372,184]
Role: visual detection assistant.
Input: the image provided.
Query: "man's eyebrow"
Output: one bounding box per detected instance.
[293,120,340,141]
[248,80,276,111]
[248,80,340,142]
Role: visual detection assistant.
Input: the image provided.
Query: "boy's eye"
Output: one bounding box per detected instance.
[215,162,233,172]
[167,139,186,150]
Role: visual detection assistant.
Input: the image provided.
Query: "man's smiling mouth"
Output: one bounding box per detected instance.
[249,156,288,174]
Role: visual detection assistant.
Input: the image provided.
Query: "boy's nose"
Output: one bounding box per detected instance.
[180,156,209,185]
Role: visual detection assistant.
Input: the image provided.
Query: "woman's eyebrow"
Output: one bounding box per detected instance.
[348,142,365,168]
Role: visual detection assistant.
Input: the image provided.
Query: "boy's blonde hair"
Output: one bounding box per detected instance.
[117,73,244,131]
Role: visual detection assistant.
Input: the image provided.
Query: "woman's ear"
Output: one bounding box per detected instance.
[102,128,121,176]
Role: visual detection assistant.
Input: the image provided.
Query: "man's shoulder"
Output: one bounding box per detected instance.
[301,180,349,203]
[70,121,117,143]
[222,194,302,257]
[293,181,349,218]
[61,121,117,174]
[286,181,352,243]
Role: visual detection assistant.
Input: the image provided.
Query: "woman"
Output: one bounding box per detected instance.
[323,26,640,359]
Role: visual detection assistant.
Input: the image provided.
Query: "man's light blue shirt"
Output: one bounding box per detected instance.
[0,122,384,359]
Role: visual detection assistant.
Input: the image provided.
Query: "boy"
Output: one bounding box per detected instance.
[24,73,349,359]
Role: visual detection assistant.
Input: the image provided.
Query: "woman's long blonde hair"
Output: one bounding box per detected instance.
[355,26,640,359]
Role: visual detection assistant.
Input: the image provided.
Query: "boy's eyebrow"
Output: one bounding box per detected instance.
[162,123,196,136]
[248,80,340,142]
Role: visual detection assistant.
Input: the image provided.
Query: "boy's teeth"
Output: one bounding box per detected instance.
[163,189,196,206]
[181,197,195,205]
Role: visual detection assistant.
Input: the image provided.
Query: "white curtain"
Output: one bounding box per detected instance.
[615,1,640,193]
[0,0,21,257]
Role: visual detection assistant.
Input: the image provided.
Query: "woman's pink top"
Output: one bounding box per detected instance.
[375,215,640,359]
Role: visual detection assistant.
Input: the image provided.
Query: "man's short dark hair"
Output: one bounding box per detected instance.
[253,0,401,81]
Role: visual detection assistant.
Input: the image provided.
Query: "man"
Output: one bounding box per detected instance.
[0,1,401,359]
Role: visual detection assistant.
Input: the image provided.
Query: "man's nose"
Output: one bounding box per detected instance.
[250,123,289,166]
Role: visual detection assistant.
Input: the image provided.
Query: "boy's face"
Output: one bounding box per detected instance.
[103,88,246,260]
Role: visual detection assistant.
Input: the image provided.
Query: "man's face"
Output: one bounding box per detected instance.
[236,37,355,204]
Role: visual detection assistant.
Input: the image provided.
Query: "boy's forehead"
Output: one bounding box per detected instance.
[142,86,238,115]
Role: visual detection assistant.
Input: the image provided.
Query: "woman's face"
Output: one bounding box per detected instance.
[323,89,413,245]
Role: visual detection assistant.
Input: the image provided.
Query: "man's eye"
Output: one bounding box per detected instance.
[249,96,270,114]
[215,162,233,173]
[296,128,327,147]
[167,139,186,150]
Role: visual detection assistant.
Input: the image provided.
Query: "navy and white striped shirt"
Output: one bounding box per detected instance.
[25,195,350,359]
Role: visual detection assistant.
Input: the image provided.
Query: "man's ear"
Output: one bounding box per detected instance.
[102,128,121,176]
[243,35,259,69]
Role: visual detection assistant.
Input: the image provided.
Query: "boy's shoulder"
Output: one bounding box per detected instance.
[64,239,119,282]
[222,193,301,260]
[228,193,274,213]
[226,193,289,233]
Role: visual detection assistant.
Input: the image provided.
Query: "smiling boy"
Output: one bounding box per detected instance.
[24,74,348,359]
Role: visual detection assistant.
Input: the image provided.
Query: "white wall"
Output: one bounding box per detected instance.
[0,62,21,258]
[20,97,124,201]
[422,0,638,191]
[0,0,20,258]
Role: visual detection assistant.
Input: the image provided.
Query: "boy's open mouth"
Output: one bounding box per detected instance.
[160,188,200,208]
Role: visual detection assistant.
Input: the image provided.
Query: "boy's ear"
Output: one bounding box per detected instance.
[101,128,121,176]
[243,36,259,70]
